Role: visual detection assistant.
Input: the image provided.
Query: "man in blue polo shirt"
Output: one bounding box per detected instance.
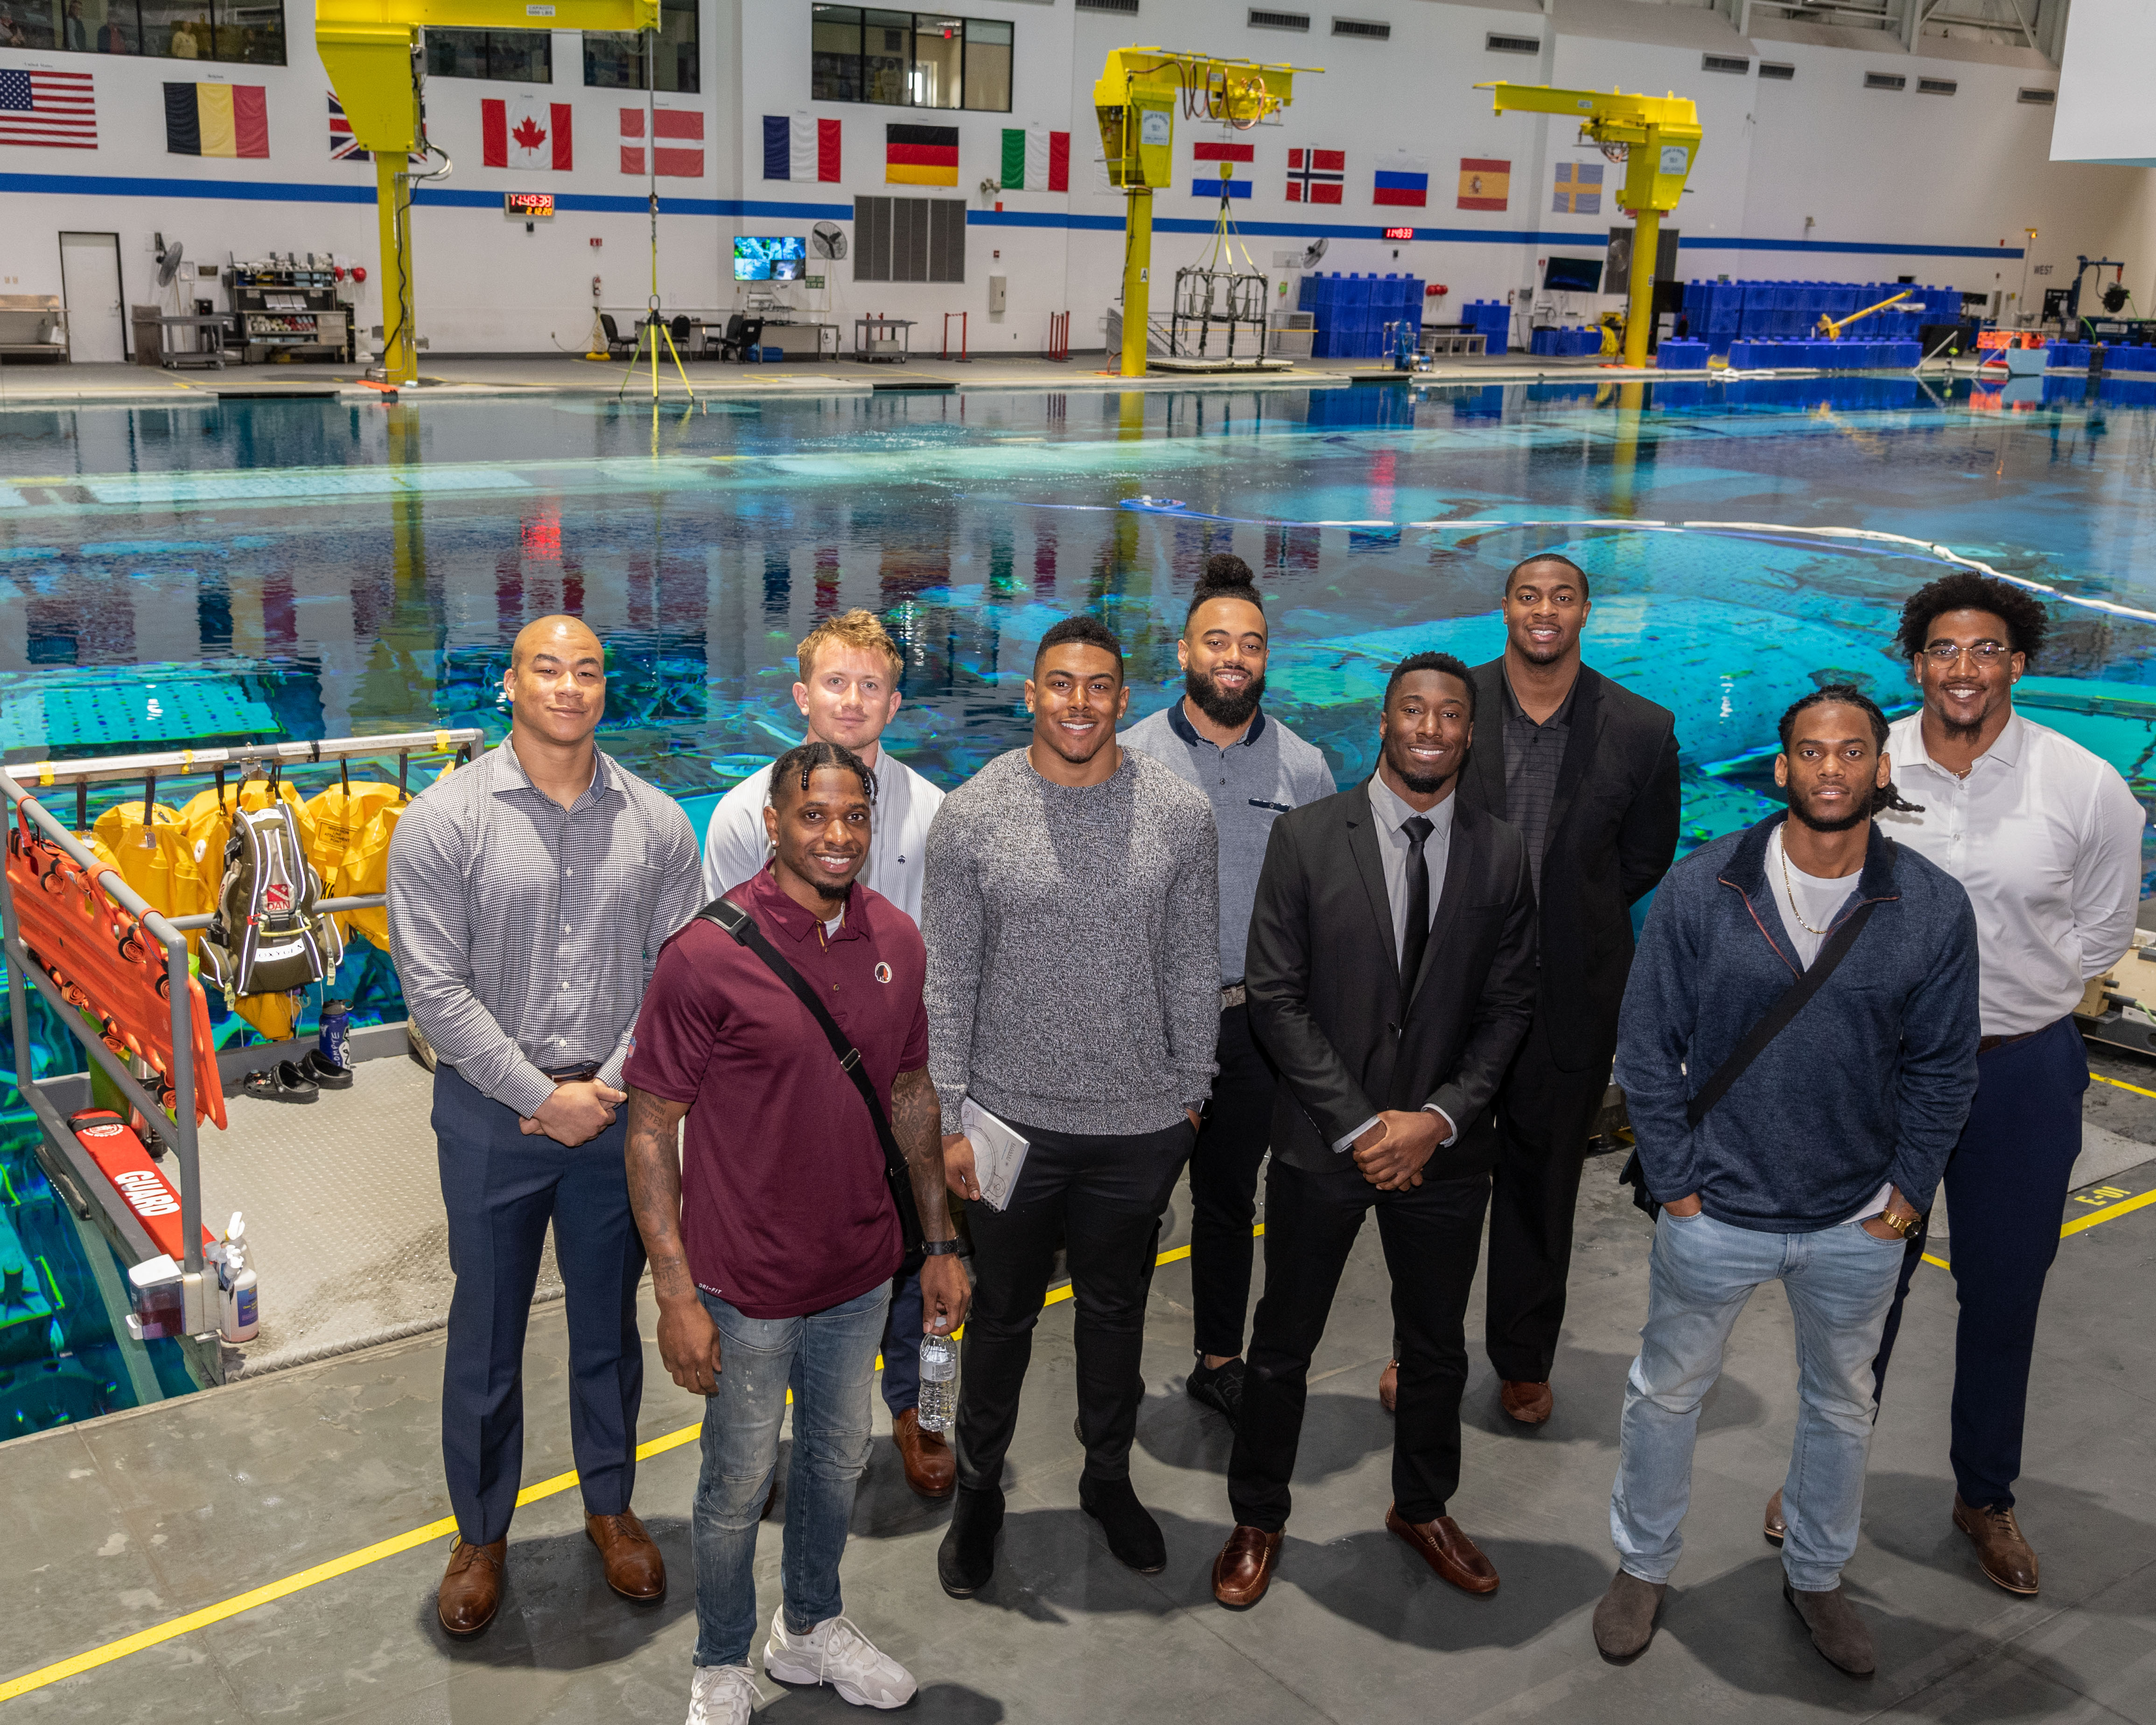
[1124,554,1336,1421]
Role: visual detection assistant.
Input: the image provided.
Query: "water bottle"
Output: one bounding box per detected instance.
[318,999,352,1071]
[916,1334,957,1434]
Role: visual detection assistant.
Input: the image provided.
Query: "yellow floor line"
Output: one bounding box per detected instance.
[0,1223,1261,1704]
[2090,1071,2156,1101]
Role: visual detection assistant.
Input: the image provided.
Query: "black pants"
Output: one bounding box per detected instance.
[1189,1003,1278,1360]
[1870,1015,2087,1508]
[955,1117,1194,1494]
[1483,1014,1614,1383]
[1230,1157,1491,1531]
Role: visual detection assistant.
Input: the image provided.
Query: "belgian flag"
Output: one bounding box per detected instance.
[164,83,269,159]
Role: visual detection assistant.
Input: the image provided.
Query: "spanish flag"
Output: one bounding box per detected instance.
[886,122,958,186]
[1456,156,1509,212]
[164,83,269,159]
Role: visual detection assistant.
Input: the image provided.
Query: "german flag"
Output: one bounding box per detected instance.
[164,83,268,158]
[886,122,958,186]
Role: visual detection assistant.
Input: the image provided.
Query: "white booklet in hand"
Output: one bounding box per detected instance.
[959,1097,1031,1213]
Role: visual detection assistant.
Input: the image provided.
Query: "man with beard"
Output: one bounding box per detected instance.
[1595,687,1977,1677]
[1210,653,1536,1610]
[924,615,1219,1597]
[1759,576,2142,1597]
[1123,553,1337,1422]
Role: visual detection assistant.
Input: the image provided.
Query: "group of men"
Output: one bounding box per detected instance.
[385,552,2142,1720]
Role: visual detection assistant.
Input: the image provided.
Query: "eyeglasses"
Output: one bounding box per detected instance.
[1921,642,2011,663]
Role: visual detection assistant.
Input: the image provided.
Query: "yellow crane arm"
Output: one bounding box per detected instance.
[1817,290,1912,340]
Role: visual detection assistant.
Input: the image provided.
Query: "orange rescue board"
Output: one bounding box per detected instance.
[70,1110,217,1264]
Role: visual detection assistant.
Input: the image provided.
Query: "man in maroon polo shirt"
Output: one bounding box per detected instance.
[623,742,969,1721]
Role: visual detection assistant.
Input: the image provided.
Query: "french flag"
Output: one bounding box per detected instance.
[764,112,840,182]
[1373,151,1429,208]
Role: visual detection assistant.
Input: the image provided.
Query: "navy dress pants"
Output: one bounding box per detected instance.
[435,1062,647,1545]
[1872,1015,2088,1510]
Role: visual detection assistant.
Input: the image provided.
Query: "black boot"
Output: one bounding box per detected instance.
[938,1486,1004,1599]
[1078,1473,1166,1574]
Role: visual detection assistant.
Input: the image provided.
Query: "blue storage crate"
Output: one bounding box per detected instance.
[1657,339,1708,371]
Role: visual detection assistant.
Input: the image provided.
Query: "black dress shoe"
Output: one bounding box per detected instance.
[938,1486,1003,1599]
[1186,1357,1245,1423]
[1078,1473,1166,1574]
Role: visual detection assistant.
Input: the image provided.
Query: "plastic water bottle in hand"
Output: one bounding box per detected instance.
[917,1334,957,1433]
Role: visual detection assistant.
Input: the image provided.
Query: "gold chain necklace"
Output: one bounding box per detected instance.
[1778,835,1836,936]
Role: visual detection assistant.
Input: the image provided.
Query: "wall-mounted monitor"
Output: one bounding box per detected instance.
[1543,255,1604,294]
[734,236,807,281]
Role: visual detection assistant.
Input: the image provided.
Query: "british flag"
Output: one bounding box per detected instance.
[329,93,423,164]
[1287,147,1344,204]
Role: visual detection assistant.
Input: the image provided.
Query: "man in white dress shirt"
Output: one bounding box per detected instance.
[1771,573,2143,1597]
[700,608,952,1501]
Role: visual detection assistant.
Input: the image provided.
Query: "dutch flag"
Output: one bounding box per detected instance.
[764,112,841,182]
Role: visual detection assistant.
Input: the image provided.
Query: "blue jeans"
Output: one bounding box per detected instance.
[1611,1207,1906,1592]
[691,1283,889,1669]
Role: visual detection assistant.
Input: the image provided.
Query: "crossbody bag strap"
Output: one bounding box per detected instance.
[699,897,925,1259]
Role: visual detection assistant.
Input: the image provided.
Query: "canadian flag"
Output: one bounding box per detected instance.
[482,93,573,171]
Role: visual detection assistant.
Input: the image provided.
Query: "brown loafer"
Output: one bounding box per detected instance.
[1378,1359,1398,1414]
[1385,1504,1499,1595]
[892,1407,956,1501]
[1953,1494,2039,1595]
[1764,1486,1786,1546]
[586,1509,666,1602]
[1499,1380,1553,1425]
[437,1536,506,1638]
[1211,1524,1285,1609]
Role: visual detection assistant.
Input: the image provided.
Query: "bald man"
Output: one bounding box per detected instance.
[389,616,704,1639]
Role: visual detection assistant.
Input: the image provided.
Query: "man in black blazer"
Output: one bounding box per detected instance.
[1211,652,1538,1610]
[1452,554,1680,1427]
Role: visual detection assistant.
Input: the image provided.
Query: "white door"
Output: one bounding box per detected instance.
[59,232,126,364]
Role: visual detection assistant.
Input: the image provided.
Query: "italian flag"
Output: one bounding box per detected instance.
[999,126,1069,193]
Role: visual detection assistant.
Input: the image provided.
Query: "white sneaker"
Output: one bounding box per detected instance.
[763,1606,918,1709]
[685,1663,760,1725]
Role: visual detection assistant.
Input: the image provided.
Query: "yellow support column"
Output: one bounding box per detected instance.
[1623,206,1659,372]
[375,154,415,386]
[1121,188,1153,379]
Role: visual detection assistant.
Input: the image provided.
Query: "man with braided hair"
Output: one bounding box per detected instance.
[1594,686,1979,1677]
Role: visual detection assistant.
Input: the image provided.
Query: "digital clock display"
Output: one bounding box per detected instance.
[505,192,555,217]
[1382,226,1415,241]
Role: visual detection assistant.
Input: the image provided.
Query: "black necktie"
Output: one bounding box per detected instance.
[1400,815,1434,1008]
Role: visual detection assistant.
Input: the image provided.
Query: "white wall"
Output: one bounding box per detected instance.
[0,0,2146,357]
[2053,0,2156,168]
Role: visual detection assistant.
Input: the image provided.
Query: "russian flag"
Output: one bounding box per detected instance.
[763,112,840,182]
[1373,151,1429,209]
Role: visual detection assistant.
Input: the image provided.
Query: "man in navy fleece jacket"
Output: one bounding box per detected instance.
[1593,687,1978,1679]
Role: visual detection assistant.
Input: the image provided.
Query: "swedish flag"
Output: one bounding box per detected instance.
[1552,160,1603,215]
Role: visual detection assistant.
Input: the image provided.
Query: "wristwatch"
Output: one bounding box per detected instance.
[921,1238,962,1256]
[1878,1208,1918,1239]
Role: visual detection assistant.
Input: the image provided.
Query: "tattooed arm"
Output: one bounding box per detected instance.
[623,1085,722,1395]
[892,1064,972,1335]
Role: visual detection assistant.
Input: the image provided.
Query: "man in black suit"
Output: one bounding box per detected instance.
[1440,554,1680,1428]
[1211,653,1538,1610]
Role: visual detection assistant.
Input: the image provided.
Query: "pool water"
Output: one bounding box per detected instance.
[4,370,2156,1437]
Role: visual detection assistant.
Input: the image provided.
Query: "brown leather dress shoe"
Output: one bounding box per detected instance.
[437,1537,506,1638]
[1954,1495,2039,1595]
[1378,1359,1398,1413]
[587,1509,666,1602]
[1385,1505,1499,1594]
[1212,1524,1285,1609]
[1764,1487,1786,1546]
[892,1408,956,1500]
[1499,1380,1553,1425]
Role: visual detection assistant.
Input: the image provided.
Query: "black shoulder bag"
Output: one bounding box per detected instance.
[1619,900,1879,1220]
[699,897,926,1266]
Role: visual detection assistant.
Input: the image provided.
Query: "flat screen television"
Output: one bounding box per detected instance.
[734,237,807,281]
[1543,255,1605,294]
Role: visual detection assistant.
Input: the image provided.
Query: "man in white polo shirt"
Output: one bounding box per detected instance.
[701,608,950,1499]
[1765,572,2142,1598]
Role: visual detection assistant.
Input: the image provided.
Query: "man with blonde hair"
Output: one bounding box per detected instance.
[700,608,952,1500]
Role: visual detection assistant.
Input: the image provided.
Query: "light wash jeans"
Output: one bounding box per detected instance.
[1610,1206,1906,1592]
[691,1283,889,1669]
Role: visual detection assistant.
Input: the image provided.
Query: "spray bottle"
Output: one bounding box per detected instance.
[216,1211,260,1343]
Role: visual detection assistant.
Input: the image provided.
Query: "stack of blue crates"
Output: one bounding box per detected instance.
[2046,342,2156,371]
[1725,339,1922,371]
[1297,272,1427,359]
[1657,340,1708,370]
[1461,299,1512,351]
[1680,279,1960,358]
[1529,325,1603,358]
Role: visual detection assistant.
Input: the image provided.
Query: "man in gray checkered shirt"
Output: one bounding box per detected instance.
[388,614,703,1641]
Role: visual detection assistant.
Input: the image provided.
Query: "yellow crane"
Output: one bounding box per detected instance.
[316,0,658,386]
[1476,82,1702,371]
[1815,289,1911,340]
[1093,47,1317,379]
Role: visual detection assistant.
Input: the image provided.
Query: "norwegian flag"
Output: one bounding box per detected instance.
[482,93,573,171]
[1287,147,1344,204]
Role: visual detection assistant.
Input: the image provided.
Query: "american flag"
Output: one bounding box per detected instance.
[0,68,98,151]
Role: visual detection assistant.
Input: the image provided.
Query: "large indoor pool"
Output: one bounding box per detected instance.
[5,370,2156,1437]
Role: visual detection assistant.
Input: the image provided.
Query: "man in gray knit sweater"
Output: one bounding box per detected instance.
[924,614,1221,1599]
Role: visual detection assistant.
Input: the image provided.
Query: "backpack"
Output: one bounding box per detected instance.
[199,799,345,997]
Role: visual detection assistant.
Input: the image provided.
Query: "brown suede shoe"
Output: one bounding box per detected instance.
[1954,1495,2039,1595]
[1385,1504,1499,1594]
[1764,1487,1786,1546]
[586,1509,666,1602]
[437,1537,506,1638]
[1211,1524,1285,1609]
[1378,1359,1398,1413]
[1499,1380,1553,1425]
[893,1408,956,1501]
